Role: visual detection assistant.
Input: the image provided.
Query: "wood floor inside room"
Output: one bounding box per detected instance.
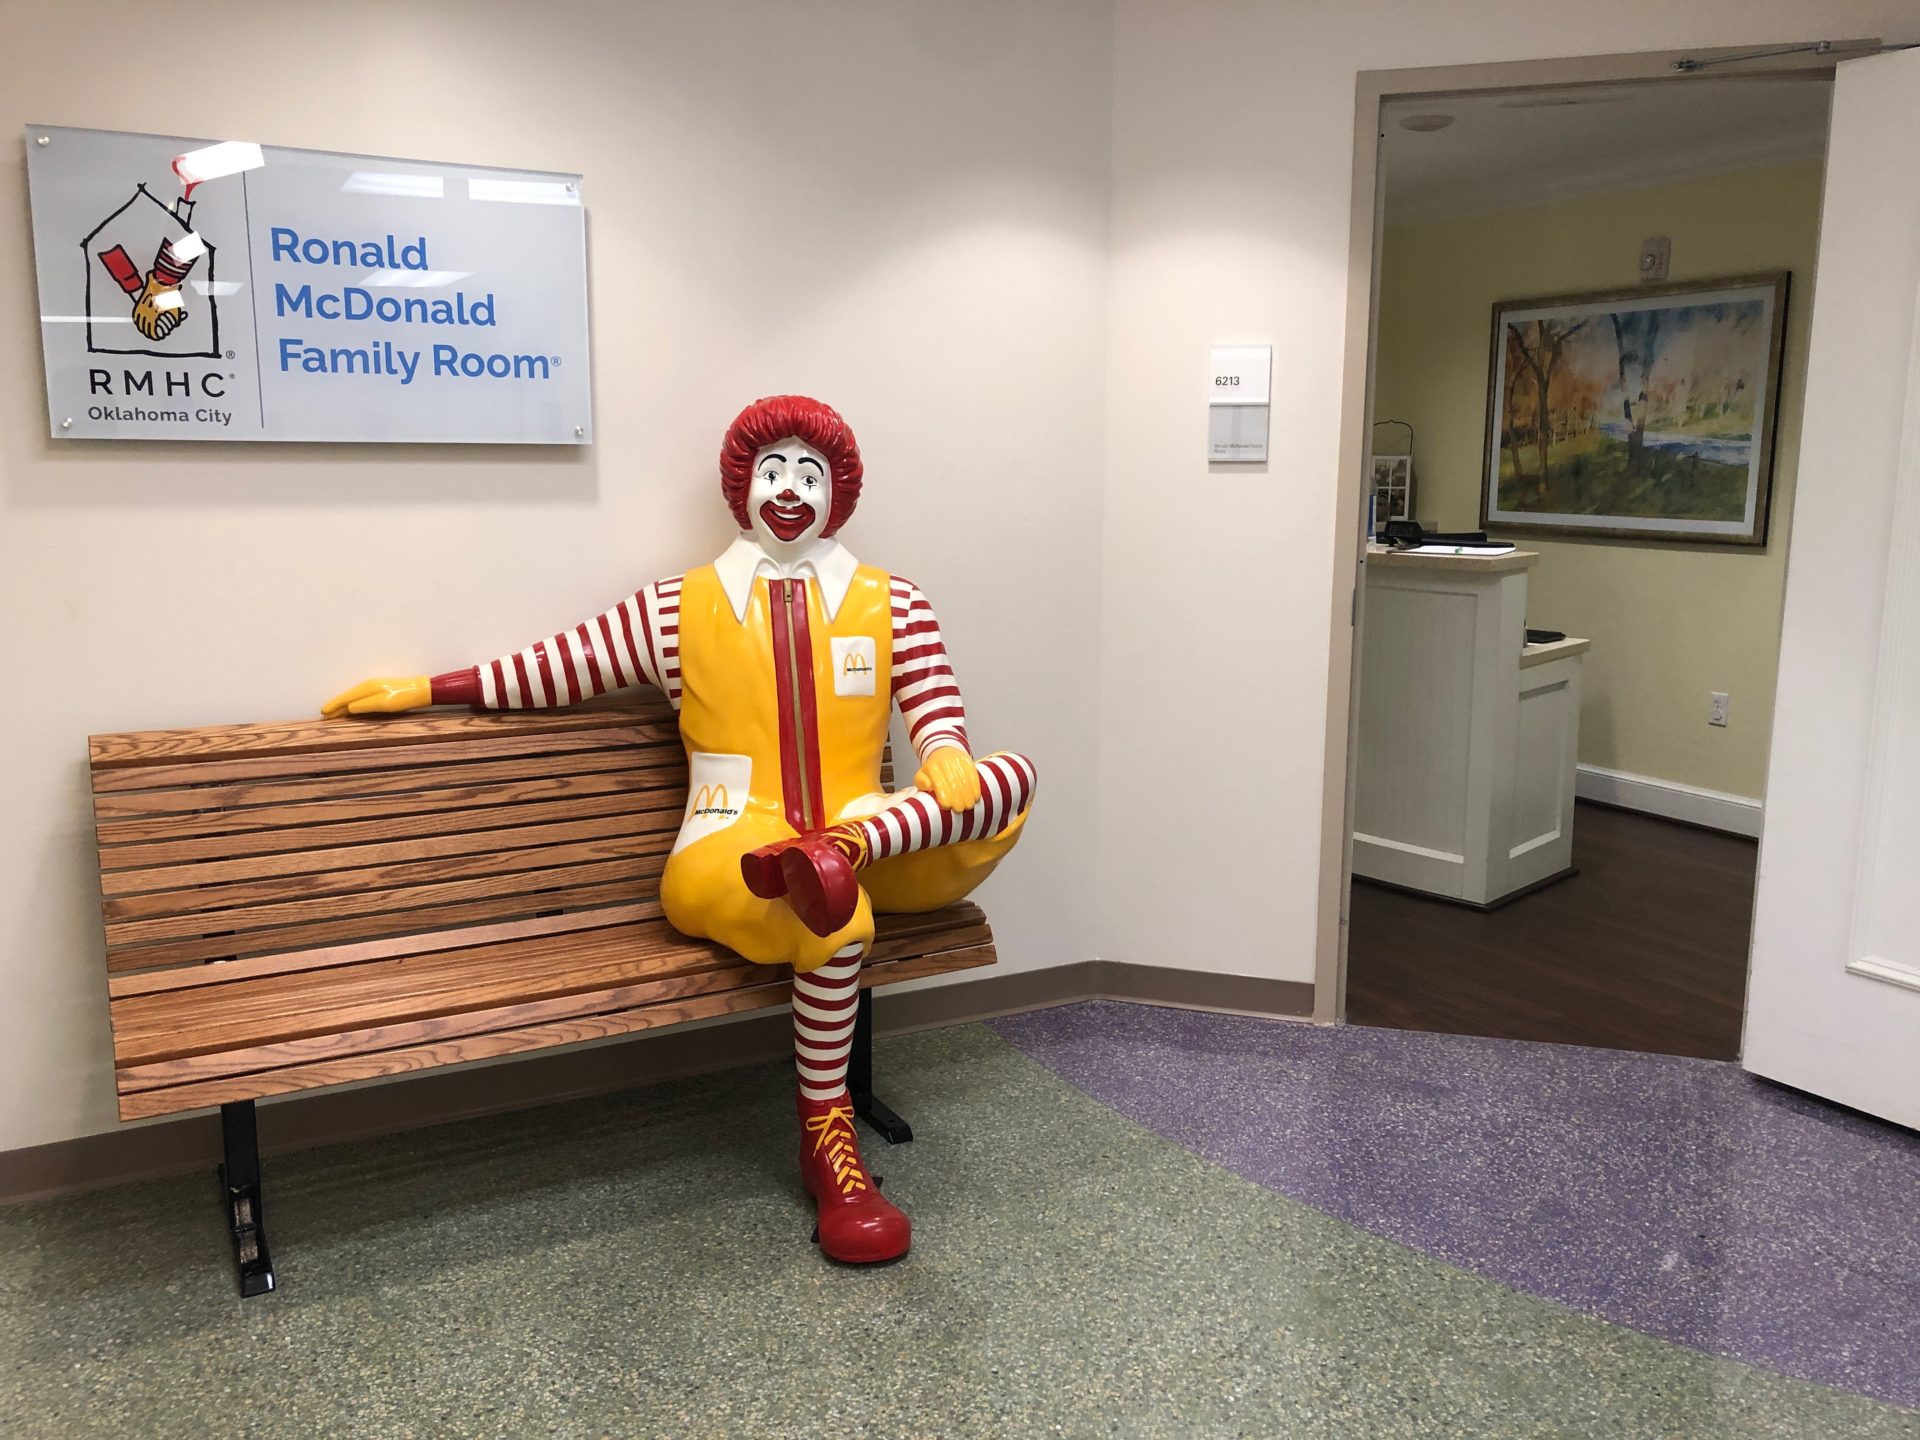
[1345,801,1757,1060]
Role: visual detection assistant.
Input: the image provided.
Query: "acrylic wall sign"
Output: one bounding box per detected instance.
[1209,343,1271,463]
[26,123,592,444]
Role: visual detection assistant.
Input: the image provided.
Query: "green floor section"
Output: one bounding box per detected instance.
[1,1025,1913,1439]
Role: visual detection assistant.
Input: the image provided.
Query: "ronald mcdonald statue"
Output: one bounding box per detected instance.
[323,396,1035,1264]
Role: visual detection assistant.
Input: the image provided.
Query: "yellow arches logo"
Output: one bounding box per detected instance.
[692,783,735,817]
[830,635,878,697]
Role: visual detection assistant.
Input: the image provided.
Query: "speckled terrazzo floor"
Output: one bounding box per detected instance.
[991,1000,1920,1412]
[2,1020,1916,1438]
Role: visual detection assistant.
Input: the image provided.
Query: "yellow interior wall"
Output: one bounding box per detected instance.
[1374,160,1825,800]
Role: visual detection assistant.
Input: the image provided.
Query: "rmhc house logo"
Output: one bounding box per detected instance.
[80,183,219,360]
[692,784,737,819]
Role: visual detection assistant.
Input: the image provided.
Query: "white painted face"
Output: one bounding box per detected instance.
[747,436,833,553]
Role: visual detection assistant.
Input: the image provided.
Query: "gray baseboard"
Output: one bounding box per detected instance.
[0,962,1311,1204]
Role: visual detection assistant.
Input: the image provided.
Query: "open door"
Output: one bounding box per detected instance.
[1745,47,1920,1129]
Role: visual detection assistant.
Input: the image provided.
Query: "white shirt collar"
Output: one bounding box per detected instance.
[712,533,861,624]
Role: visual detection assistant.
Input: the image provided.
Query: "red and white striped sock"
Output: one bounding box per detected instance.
[846,751,1036,863]
[793,944,863,1102]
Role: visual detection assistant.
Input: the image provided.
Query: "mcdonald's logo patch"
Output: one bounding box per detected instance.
[831,635,878,697]
[673,752,751,856]
[692,783,737,818]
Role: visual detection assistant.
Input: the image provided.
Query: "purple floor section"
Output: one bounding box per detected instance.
[989,1001,1920,1410]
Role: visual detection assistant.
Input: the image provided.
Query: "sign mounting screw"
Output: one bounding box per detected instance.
[573,425,584,437]
[36,135,50,146]
[60,418,72,429]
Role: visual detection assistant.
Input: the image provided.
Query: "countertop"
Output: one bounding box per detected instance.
[1366,544,1539,575]
[1520,636,1592,668]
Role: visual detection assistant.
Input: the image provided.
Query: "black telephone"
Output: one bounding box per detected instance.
[1382,521,1494,550]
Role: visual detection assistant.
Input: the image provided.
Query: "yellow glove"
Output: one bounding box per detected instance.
[131,272,185,341]
[914,748,981,813]
[322,675,434,718]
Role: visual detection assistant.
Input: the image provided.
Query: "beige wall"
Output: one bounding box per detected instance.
[1097,1,1915,988]
[0,0,1112,1151]
[1373,161,1825,799]
[11,1,1920,1153]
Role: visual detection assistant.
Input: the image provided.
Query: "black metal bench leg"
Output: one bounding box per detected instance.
[218,1100,276,1297]
[849,986,912,1144]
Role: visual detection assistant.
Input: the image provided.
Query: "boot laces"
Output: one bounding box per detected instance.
[824,825,871,869]
[804,1106,870,1195]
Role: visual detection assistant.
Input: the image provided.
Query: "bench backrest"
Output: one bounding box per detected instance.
[89,701,712,978]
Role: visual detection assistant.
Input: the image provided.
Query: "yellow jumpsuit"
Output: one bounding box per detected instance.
[659,563,1027,972]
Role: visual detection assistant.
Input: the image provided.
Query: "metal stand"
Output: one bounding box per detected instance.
[218,1101,275,1297]
[848,987,912,1144]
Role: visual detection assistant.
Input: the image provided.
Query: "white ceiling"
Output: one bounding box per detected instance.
[1381,77,1832,224]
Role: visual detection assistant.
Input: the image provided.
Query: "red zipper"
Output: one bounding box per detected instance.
[768,579,827,832]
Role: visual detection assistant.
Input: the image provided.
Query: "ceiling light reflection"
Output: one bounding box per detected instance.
[342,172,445,199]
[468,177,578,206]
[360,268,474,288]
[173,140,265,186]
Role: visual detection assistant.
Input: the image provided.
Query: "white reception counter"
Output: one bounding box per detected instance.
[1352,546,1589,908]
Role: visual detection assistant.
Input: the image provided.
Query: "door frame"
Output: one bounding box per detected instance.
[1314,44,1859,1025]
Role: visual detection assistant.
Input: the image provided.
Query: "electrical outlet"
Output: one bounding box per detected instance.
[1640,235,1672,282]
[1709,691,1730,727]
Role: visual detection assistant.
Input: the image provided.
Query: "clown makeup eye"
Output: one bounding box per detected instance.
[801,475,817,488]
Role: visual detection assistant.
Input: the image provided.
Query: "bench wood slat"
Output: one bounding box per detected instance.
[107,903,665,999]
[89,702,677,769]
[102,809,680,896]
[117,984,791,1119]
[117,930,995,1096]
[104,855,667,949]
[112,928,749,1060]
[91,733,679,809]
[111,909,993,1063]
[103,836,673,936]
[114,944,997,1121]
[94,770,676,851]
[116,962,775,1091]
[105,877,662,973]
[90,717,672,789]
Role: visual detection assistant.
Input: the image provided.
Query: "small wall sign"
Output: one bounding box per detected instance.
[1208,343,1271,463]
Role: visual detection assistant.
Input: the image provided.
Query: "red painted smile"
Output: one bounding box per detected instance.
[760,496,816,542]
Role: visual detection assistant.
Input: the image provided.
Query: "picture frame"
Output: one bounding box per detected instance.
[1368,451,1415,524]
[1480,272,1789,546]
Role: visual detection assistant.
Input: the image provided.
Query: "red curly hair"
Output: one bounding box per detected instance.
[718,395,864,537]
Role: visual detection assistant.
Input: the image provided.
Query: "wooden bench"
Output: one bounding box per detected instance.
[86,698,998,1295]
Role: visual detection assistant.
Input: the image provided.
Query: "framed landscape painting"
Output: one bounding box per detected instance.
[1481,273,1789,545]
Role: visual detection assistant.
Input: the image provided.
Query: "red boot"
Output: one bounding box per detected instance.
[741,830,867,938]
[798,1092,911,1264]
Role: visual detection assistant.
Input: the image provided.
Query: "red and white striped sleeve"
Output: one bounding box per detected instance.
[889,576,971,762]
[430,576,684,710]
